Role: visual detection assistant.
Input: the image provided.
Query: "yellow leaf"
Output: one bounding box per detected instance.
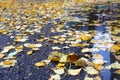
[68,68,82,76]
[35,62,45,67]
[0,54,4,58]
[27,50,33,55]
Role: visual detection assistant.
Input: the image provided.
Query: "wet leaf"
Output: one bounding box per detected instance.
[15,45,23,52]
[57,63,65,67]
[49,74,61,80]
[92,59,105,65]
[111,45,120,52]
[68,68,82,76]
[1,46,15,53]
[93,54,104,60]
[8,51,18,57]
[35,61,46,67]
[0,54,4,58]
[85,67,99,75]
[116,70,120,74]
[0,60,17,67]
[81,35,91,41]
[75,57,88,67]
[84,74,102,80]
[27,50,33,55]
[52,68,64,75]
[52,46,61,50]
[110,61,120,69]
[48,51,62,62]
[24,43,42,48]
[59,54,68,63]
[67,53,80,63]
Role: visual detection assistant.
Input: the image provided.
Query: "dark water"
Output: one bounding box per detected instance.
[0,2,120,80]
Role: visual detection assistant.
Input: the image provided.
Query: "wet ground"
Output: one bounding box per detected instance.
[0,2,120,80]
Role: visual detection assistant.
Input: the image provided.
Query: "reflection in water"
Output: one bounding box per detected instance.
[92,25,112,80]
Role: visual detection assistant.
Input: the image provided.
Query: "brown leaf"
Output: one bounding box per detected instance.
[75,57,88,67]
[67,53,80,63]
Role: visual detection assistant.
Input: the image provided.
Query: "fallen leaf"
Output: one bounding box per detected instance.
[93,54,104,60]
[0,54,4,58]
[75,57,88,67]
[15,45,23,52]
[57,63,65,67]
[85,67,99,75]
[68,68,81,76]
[24,43,42,48]
[84,74,102,80]
[59,54,68,63]
[0,60,17,67]
[35,61,45,67]
[8,51,18,57]
[49,74,61,80]
[111,61,120,69]
[52,46,61,50]
[48,51,62,62]
[116,70,120,74]
[52,68,64,75]
[27,50,33,55]
[67,53,80,63]
[92,59,105,65]
[1,46,15,53]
